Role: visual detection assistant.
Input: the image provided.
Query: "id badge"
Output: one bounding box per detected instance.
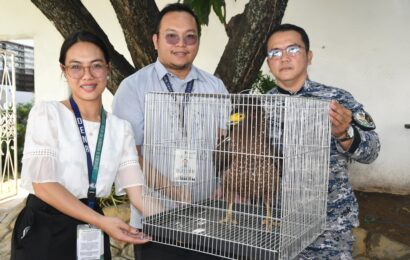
[77,224,104,260]
[173,149,197,182]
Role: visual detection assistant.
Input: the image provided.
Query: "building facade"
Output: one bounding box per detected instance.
[0,41,34,92]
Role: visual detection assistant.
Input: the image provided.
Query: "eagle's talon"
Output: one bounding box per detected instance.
[220,202,237,225]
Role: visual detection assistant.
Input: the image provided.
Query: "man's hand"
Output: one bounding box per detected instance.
[329,100,352,138]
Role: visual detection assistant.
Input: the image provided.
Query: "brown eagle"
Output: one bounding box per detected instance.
[215,99,280,230]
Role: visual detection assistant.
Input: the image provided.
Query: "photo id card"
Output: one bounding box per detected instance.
[173,149,197,182]
[77,224,104,260]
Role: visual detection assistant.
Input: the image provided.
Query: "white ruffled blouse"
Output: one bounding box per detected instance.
[20,101,145,198]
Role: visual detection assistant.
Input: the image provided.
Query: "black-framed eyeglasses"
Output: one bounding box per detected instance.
[63,62,108,79]
[267,44,302,59]
[163,32,198,46]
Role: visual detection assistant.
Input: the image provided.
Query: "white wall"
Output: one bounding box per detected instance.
[1,0,409,194]
[280,0,410,194]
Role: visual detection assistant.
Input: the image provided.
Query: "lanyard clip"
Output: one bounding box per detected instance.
[87,187,97,209]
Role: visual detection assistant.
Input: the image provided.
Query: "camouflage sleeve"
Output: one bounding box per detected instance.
[336,128,380,163]
[335,89,381,164]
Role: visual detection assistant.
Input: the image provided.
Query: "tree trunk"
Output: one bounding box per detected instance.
[110,0,158,69]
[31,0,288,94]
[215,0,288,93]
[31,0,135,94]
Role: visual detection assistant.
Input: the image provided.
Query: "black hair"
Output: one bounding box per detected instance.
[266,23,310,51]
[59,31,111,64]
[155,3,201,37]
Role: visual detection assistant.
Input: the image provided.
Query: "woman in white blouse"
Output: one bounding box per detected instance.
[11,31,152,260]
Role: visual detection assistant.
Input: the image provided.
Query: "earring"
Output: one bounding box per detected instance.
[106,75,110,80]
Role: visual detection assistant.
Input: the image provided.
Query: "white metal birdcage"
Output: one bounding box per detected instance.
[142,92,331,260]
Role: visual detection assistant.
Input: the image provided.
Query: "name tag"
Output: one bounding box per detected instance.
[173,149,197,182]
[77,224,104,260]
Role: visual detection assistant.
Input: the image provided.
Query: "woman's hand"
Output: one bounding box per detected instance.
[97,215,150,244]
[33,182,150,244]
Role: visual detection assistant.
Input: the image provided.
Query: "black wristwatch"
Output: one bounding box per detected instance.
[336,125,354,142]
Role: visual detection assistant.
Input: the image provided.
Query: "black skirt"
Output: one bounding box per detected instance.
[11,194,111,260]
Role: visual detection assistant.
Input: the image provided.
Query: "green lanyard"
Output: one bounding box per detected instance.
[70,97,106,209]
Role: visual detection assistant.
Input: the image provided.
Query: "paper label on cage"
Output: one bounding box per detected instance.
[173,149,197,182]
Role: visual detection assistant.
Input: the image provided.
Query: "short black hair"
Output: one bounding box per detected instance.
[266,23,310,51]
[59,31,111,64]
[155,3,201,37]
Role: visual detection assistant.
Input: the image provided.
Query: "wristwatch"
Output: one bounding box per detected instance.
[336,125,354,142]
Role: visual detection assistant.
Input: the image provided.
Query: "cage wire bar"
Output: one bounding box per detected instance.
[0,49,18,201]
[142,92,331,260]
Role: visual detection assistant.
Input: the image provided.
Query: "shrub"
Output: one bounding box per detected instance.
[16,102,33,173]
[250,71,277,94]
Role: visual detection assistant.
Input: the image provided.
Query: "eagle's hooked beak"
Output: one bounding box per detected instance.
[229,113,246,126]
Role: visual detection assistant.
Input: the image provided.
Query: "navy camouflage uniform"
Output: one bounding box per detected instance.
[268,79,380,259]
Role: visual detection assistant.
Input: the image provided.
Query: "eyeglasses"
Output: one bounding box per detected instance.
[63,62,108,79]
[267,44,302,59]
[163,33,198,46]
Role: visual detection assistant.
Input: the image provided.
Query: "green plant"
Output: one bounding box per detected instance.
[16,102,33,174]
[99,186,129,208]
[250,71,277,94]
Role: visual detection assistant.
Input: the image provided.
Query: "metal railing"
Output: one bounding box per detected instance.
[0,49,18,202]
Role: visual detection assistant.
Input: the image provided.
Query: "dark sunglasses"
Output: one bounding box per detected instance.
[164,33,198,46]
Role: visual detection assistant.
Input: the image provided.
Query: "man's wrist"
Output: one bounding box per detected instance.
[335,132,348,139]
[335,125,354,142]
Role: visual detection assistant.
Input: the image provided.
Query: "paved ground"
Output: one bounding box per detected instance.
[355,190,410,246]
[0,181,28,211]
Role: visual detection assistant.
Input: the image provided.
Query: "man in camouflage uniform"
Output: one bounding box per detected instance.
[266,23,380,259]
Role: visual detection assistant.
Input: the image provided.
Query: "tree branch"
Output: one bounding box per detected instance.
[215,0,288,93]
[110,0,158,69]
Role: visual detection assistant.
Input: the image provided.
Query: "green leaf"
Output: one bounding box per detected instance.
[250,71,277,94]
[98,185,129,208]
[181,0,235,26]
[183,0,211,25]
[211,0,226,24]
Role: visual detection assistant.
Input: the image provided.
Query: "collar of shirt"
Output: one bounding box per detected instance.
[154,59,200,87]
[274,78,314,95]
